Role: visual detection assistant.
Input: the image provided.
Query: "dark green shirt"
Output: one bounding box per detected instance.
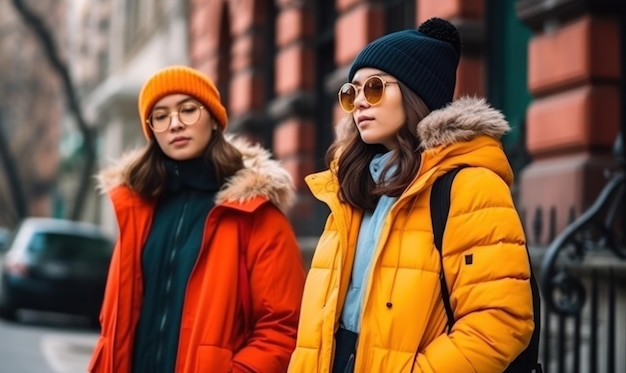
[132,157,219,373]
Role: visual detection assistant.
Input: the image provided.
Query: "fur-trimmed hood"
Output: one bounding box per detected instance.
[307,97,514,199]
[95,137,295,212]
[417,96,510,150]
[333,96,510,151]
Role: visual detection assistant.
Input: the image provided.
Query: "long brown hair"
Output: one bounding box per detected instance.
[325,82,430,211]
[126,128,244,201]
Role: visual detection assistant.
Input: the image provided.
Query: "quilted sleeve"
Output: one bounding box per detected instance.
[416,167,535,372]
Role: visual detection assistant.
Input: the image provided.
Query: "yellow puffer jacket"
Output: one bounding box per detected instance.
[288,98,534,373]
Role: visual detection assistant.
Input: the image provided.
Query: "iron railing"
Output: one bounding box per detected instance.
[539,133,624,373]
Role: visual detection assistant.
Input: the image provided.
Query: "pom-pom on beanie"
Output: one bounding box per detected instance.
[348,17,462,111]
[138,65,228,140]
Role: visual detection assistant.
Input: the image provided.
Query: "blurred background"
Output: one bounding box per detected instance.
[0,0,624,372]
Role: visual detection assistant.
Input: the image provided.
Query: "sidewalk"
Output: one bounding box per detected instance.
[41,333,98,373]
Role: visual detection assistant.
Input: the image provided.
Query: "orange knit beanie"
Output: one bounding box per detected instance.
[138,65,228,139]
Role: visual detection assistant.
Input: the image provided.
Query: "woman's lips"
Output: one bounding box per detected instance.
[357,115,374,127]
[171,137,190,146]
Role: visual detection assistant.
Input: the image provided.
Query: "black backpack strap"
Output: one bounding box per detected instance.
[430,166,466,334]
[430,166,543,372]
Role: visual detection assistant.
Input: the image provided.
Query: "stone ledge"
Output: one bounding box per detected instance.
[516,0,618,32]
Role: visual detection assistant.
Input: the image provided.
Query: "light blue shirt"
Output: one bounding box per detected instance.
[340,151,398,333]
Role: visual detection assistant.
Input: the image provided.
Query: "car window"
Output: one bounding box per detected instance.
[27,232,113,262]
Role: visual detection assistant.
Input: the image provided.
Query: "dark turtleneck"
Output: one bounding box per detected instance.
[164,157,220,194]
[132,156,220,373]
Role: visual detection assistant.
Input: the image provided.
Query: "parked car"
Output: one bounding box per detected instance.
[0,217,113,326]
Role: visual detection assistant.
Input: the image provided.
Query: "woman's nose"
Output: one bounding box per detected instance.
[353,87,368,109]
[169,113,184,130]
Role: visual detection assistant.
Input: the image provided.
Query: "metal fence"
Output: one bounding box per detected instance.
[536,134,625,373]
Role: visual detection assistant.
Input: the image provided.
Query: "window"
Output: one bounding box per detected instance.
[28,232,113,263]
[217,4,231,114]
[386,0,416,32]
[314,0,336,172]
[122,0,157,55]
[486,0,532,175]
[311,0,337,233]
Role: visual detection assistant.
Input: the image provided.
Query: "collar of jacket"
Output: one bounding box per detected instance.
[164,156,219,193]
[306,96,513,204]
[416,96,510,151]
[95,136,295,213]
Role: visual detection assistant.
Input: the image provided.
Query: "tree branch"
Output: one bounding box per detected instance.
[0,112,27,219]
[10,0,97,220]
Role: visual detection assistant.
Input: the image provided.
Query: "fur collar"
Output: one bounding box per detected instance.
[95,137,295,212]
[418,97,510,150]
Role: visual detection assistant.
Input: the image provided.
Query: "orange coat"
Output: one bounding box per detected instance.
[88,139,306,373]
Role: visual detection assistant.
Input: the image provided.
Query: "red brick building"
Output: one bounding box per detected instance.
[187,0,623,246]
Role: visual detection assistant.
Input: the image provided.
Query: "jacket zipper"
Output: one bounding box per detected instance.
[173,205,228,372]
[155,197,188,368]
[359,156,424,312]
[354,157,425,371]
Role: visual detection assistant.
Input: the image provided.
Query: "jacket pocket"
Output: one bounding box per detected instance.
[195,345,234,373]
[87,337,105,372]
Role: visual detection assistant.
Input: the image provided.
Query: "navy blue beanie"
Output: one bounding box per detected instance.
[348,18,462,111]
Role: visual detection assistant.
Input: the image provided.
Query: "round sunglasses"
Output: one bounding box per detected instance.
[337,75,399,113]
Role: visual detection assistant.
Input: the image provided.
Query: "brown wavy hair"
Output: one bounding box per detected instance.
[125,127,244,201]
[325,82,430,211]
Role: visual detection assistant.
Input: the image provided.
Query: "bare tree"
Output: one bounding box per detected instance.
[10,0,96,221]
[0,112,27,220]
[0,1,60,227]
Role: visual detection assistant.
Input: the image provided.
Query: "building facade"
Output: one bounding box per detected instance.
[185,2,624,370]
[75,0,623,246]
[187,0,623,247]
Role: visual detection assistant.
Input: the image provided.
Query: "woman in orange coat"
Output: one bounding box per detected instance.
[88,65,306,373]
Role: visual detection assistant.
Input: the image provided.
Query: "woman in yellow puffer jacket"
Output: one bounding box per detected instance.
[288,18,534,373]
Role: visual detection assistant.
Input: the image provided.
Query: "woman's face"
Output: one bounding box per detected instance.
[150,94,214,160]
[351,68,406,150]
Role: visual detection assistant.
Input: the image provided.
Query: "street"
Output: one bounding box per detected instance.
[0,249,99,373]
[0,309,97,373]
